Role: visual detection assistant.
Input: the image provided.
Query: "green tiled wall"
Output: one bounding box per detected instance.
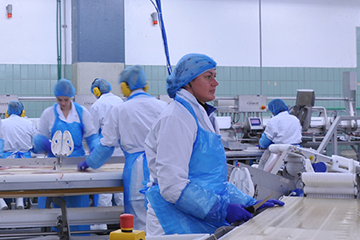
[0,64,72,118]
[0,64,358,118]
[1,27,359,118]
[137,65,358,111]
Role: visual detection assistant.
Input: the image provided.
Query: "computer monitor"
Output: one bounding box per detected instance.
[296,89,315,107]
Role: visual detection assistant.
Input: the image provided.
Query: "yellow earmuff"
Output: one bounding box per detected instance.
[6,110,25,118]
[93,87,102,98]
[120,82,131,97]
[120,82,148,97]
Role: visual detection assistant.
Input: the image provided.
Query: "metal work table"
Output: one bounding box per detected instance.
[0,156,125,240]
[0,156,124,198]
[226,148,264,165]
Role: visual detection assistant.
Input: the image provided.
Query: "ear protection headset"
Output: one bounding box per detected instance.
[6,102,25,118]
[92,78,102,98]
[120,82,149,97]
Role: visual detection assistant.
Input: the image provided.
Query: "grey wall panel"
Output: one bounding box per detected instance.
[72,0,125,63]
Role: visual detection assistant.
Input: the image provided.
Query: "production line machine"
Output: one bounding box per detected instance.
[215,71,360,163]
[209,142,360,240]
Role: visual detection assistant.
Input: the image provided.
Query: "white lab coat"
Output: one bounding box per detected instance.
[144,89,220,236]
[264,111,302,144]
[37,101,97,139]
[90,92,124,156]
[1,115,36,209]
[0,120,3,141]
[90,92,125,209]
[2,115,36,152]
[100,89,168,231]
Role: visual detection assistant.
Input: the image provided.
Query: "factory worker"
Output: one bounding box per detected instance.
[259,98,302,149]
[144,53,285,236]
[34,78,99,235]
[0,101,37,210]
[89,78,124,231]
[78,65,168,231]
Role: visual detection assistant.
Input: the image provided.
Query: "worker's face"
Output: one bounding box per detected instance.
[188,69,218,104]
[56,96,71,110]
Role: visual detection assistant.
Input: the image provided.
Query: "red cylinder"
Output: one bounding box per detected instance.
[120,214,134,230]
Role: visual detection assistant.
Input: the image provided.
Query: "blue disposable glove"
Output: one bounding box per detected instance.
[77,161,89,171]
[255,199,285,211]
[226,203,252,223]
[312,162,327,172]
[32,134,51,154]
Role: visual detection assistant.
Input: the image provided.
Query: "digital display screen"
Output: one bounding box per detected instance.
[250,118,261,126]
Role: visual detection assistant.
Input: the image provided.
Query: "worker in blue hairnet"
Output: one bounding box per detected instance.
[0,100,36,210]
[144,53,285,236]
[34,78,99,235]
[78,66,168,231]
[89,78,124,231]
[259,99,302,149]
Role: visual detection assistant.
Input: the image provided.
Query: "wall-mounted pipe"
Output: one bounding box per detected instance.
[56,0,62,80]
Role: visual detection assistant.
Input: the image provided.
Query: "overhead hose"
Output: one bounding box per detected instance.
[150,0,172,75]
[56,0,62,80]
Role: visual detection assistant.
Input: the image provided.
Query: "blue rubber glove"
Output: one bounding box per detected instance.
[32,134,51,154]
[255,199,285,211]
[312,162,327,172]
[226,203,252,223]
[77,161,89,171]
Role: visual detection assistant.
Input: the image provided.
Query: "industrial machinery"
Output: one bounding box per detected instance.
[217,142,360,240]
[215,71,360,163]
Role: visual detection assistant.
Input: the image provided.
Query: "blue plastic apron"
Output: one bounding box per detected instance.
[121,92,151,215]
[48,102,85,157]
[146,96,229,234]
[4,151,31,158]
[39,102,90,235]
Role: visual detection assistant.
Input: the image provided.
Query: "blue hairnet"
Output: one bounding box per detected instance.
[54,79,75,97]
[119,65,147,90]
[166,53,217,98]
[90,78,112,94]
[8,100,24,116]
[268,99,288,116]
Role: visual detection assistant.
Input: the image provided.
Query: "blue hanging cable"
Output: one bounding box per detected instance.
[150,0,172,75]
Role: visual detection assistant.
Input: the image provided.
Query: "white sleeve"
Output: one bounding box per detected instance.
[154,115,197,204]
[100,107,121,148]
[37,107,53,139]
[0,120,3,139]
[89,104,101,133]
[81,107,98,138]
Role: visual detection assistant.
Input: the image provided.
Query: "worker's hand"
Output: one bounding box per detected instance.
[77,161,89,171]
[255,199,285,211]
[226,203,252,223]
